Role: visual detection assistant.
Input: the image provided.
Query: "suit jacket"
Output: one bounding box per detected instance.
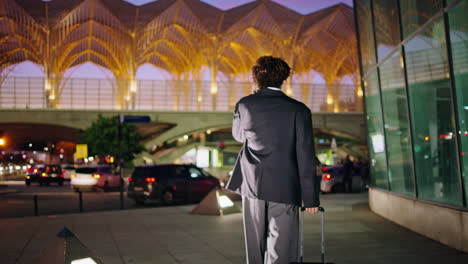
[226,87,320,207]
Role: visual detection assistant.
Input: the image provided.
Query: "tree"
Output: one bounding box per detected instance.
[79,115,145,165]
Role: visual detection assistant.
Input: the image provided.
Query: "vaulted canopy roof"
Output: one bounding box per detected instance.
[0,0,357,81]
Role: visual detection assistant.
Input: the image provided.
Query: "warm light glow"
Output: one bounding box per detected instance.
[399,56,404,68]
[71,258,98,264]
[92,174,101,179]
[48,94,55,100]
[183,135,189,140]
[0,138,4,146]
[218,195,234,208]
[210,82,218,94]
[197,96,202,102]
[206,130,212,135]
[44,79,51,90]
[357,89,363,97]
[424,136,430,141]
[126,95,131,101]
[327,97,333,104]
[71,174,76,178]
[130,79,137,92]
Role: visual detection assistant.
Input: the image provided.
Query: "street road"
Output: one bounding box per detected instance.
[0,181,176,218]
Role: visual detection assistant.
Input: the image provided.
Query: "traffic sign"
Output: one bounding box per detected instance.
[76,144,88,159]
[119,114,151,123]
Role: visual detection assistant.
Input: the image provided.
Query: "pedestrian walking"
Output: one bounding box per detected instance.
[226,56,320,264]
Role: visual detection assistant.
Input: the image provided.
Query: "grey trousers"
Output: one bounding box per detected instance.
[242,197,299,264]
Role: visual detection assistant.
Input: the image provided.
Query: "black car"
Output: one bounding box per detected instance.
[26,164,64,186]
[127,164,220,205]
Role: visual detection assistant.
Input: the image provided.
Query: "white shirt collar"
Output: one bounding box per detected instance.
[267,86,282,91]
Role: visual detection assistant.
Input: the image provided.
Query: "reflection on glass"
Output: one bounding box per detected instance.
[448,1,468,204]
[373,0,401,61]
[364,71,388,189]
[405,18,462,205]
[379,50,415,196]
[400,0,444,38]
[356,0,377,74]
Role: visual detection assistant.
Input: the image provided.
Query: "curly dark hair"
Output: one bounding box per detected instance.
[252,56,291,89]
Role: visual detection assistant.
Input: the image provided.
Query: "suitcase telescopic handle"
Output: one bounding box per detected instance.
[299,206,326,264]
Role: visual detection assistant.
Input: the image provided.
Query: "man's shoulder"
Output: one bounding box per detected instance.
[285,97,311,112]
[236,93,258,107]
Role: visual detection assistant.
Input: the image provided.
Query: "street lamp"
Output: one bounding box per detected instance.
[0,138,4,146]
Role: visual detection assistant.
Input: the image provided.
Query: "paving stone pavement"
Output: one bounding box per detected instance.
[0,192,467,264]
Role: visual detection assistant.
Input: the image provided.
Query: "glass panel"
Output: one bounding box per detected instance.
[379,50,415,195]
[400,0,444,38]
[405,18,462,205]
[448,1,468,204]
[363,71,388,189]
[356,0,377,74]
[373,0,401,61]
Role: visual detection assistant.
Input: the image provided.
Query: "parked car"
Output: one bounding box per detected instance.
[320,165,362,193]
[26,164,64,186]
[127,164,220,205]
[71,165,122,191]
[60,164,76,181]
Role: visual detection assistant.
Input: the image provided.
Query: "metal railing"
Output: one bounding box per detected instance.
[0,77,362,112]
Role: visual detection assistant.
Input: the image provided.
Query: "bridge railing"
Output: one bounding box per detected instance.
[0,77,363,112]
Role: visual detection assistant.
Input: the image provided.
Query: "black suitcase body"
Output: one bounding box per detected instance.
[291,207,334,264]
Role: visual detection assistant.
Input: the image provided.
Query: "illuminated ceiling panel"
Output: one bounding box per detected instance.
[0,0,358,81]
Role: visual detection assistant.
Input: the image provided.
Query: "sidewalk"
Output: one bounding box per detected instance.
[1,193,467,264]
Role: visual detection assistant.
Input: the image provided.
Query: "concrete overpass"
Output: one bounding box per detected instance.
[0,109,366,163]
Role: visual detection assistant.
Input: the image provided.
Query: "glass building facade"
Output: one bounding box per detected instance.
[355,0,467,207]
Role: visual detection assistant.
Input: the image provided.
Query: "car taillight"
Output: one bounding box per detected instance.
[127,177,132,182]
[59,174,64,178]
[322,174,332,181]
[62,170,67,173]
[41,172,47,177]
[92,173,101,179]
[46,167,50,172]
[321,166,327,172]
[146,177,156,183]
[27,168,33,173]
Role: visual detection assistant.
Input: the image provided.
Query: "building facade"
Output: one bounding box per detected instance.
[354,0,468,251]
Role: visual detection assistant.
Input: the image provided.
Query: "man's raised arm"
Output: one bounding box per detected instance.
[232,102,245,143]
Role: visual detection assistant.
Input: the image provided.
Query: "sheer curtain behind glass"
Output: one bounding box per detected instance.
[364,72,389,189]
[379,51,415,196]
[404,17,462,205]
[448,0,468,204]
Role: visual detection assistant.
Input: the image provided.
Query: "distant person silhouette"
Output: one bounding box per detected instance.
[226,56,320,264]
[343,155,353,193]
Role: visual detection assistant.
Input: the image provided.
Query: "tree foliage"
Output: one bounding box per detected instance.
[79,115,145,164]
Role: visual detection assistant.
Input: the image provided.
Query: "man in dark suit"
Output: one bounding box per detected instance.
[226,56,320,264]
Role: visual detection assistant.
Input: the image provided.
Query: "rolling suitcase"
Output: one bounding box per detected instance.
[292,206,334,264]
